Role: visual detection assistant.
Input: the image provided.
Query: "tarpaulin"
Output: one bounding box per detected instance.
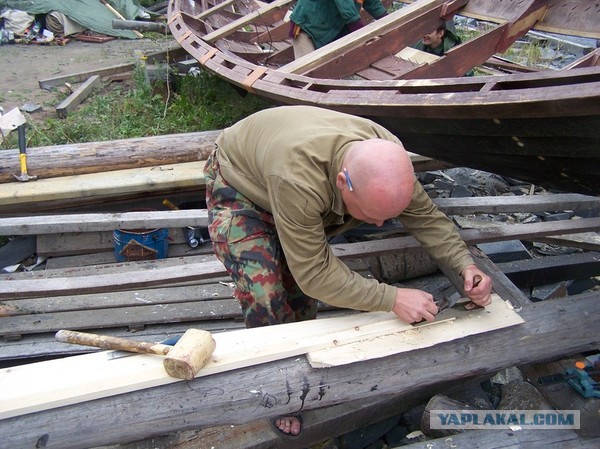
[0,0,146,39]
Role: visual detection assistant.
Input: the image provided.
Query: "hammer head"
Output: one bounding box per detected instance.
[12,172,38,182]
[163,329,216,380]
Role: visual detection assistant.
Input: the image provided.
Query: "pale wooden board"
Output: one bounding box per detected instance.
[395,47,439,64]
[0,312,406,419]
[307,294,523,367]
[0,295,522,419]
[0,162,205,207]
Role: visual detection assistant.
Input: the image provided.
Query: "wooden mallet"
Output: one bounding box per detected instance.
[55,329,216,380]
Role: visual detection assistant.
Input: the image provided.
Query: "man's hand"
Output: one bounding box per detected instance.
[391,288,438,323]
[461,264,492,307]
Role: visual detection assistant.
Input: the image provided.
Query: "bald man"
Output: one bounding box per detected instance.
[204,105,491,435]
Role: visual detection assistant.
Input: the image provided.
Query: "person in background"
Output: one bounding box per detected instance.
[413,22,474,75]
[289,0,388,59]
[413,22,461,56]
[204,105,492,437]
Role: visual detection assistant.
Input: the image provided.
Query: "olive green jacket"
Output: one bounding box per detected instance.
[214,106,473,312]
[289,0,387,49]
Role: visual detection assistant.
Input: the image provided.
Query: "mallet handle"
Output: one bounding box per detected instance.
[55,330,172,356]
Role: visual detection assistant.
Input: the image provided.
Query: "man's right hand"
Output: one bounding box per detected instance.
[391,288,438,323]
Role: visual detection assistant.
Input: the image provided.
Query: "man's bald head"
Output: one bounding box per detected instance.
[337,139,415,225]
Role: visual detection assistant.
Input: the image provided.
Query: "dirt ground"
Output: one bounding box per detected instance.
[0,37,174,123]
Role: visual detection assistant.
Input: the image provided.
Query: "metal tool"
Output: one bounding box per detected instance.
[13,123,37,182]
[56,329,216,380]
[433,274,483,313]
[162,198,200,248]
[537,354,600,398]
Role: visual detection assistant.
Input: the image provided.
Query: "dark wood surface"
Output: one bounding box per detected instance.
[1,190,599,447]
[0,293,597,449]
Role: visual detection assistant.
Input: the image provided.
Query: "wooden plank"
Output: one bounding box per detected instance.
[0,295,519,419]
[307,295,522,367]
[2,217,599,299]
[138,378,482,449]
[0,292,597,448]
[0,310,352,362]
[498,251,600,289]
[55,75,101,118]
[1,192,596,234]
[528,232,600,251]
[194,0,238,20]
[0,259,227,299]
[43,241,214,268]
[203,0,293,42]
[328,217,600,260]
[0,299,241,337]
[0,162,205,209]
[2,283,234,315]
[432,193,600,216]
[399,429,599,448]
[0,155,440,213]
[0,210,208,235]
[38,63,136,90]
[399,25,508,79]
[0,310,440,419]
[280,0,447,75]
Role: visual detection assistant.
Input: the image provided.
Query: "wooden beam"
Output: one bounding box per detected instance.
[2,192,595,234]
[0,210,208,235]
[0,292,596,448]
[55,75,101,118]
[202,0,293,42]
[400,429,599,448]
[498,251,600,290]
[329,217,600,260]
[0,130,220,184]
[37,46,186,90]
[2,217,599,299]
[194,0,239,21]
[6,304,515,418]
[39,63,135,90]
[432,193,600,216]
[0,162,205,210]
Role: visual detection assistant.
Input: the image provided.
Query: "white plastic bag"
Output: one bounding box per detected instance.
[0,9,35,36]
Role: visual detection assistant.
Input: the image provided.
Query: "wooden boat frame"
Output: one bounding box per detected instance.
[167,0,600,195]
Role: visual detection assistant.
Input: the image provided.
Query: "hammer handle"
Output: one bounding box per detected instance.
[55,330,172,356]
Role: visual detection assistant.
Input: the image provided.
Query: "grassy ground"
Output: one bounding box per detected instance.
[0,65,270,150]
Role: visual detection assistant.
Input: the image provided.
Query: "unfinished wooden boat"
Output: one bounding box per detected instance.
[167,0,600,195]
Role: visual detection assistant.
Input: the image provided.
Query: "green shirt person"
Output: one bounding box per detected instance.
[289,0,388,58]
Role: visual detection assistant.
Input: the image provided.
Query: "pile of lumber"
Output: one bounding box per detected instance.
[1,135,599,448]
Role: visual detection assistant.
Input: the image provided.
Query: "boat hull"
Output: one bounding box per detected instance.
[168,0,600,195]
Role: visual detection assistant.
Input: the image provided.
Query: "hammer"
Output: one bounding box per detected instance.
[13,123,37,182]
[55,329,216,380]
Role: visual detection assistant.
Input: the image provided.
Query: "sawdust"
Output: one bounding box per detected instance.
[0,37,172,124]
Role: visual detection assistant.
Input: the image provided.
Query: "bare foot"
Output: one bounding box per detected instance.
[274,415,302,436]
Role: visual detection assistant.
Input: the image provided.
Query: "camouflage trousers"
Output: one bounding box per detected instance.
[204,150,318,328]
